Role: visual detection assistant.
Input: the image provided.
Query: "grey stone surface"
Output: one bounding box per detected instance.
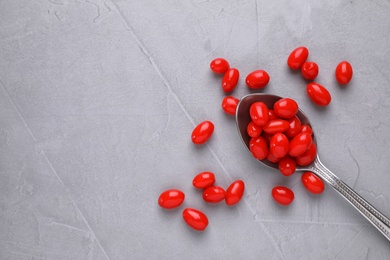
[1,0,390,259]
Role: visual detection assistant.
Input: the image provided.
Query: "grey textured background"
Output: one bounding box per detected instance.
[1,0,390,259]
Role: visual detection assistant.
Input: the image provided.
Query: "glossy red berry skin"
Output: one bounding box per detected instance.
[263,119,290,134]
[225,180,245,206]
[250,102,269,126]
[247,121,262,138]
[249,137,269,160]
[191,121,214,144]
[274,98,298,119]
[301,172,325,194]
[266,152,281,163]
[270,133,289,158]
[222,96,239,115]
[272,186,294,205]
[193,172,215,189]
[268,110,278,121]
[285,116,302,138]
[210,58,230,74]
[278,156,296,176]
[335,61,353,85]
[222,68,239,93]
[158,189,185,209]
[306,82,331,106]
[289,132,313,157]
[301,61,319,80]
[300,124,313,135]
[296,142,317,166]
[246,70,270,89]
[203,186,226,203]
[288,46,309,70]
[182,208,208,231]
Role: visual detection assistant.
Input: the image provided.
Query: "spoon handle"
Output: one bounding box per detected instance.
[311,156,390,241]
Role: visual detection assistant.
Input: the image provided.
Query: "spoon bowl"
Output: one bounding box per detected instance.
[236,93,390,241]
[236,93,313,170]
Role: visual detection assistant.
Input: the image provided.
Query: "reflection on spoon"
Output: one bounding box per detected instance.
[236,93,390,241]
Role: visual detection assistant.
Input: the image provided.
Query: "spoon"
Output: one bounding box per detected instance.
[236,93,390,241]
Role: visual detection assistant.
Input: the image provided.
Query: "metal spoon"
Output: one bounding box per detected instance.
[236,93,390,241]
